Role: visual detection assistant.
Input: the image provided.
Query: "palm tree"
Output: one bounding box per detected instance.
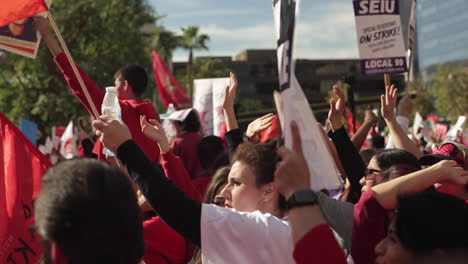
[180,26,209,97]
[152,26,181,69]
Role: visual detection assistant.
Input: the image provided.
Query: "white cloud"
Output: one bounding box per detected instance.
[169,9,259,18]
[169,1,360,61]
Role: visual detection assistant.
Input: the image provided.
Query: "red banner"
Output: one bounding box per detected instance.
[152,49,191,109]
[0,0,48,28]
[0,112,52,263]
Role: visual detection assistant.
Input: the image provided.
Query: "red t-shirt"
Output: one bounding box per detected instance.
[170,132,203,179]
[351,189,387,264]
[192,175,213,199]
[294,224,347,264]
[54,53,160,164]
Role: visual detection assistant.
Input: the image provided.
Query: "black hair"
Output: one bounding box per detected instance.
[374,148,421,172]
[198,136,226,170]
[371,135,385,149]
[177,110,201,133]
[396,190,468,254]
[232,140,287,212]
[35,159,145,264]
[114,65,148,96]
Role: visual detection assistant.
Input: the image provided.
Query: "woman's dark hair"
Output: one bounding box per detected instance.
[204,166,230,204]
[374,149,421,172]
[35,159,145,264]
[396,190,468,254]
[114,65,148,96]
[177,110,201,132]
[382,164,421,181]
[198,136,226,171]
[231,140,287,212]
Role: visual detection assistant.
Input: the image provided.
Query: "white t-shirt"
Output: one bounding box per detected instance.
[201,204,295,264]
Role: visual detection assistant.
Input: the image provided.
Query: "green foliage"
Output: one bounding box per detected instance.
[0,0,157,141]
[430,65,468,121]
[180,26,209,51]
[409,77,436,119]
[175,58,231,90]
[238,98,265,114]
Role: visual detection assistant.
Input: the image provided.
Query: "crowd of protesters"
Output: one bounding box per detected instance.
[31,16,468,264]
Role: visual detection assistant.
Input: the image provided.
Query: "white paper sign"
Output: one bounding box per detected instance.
[446,116,466,140]
[352,0,408,75]
[193,79,214,136]
[274,0,342,190]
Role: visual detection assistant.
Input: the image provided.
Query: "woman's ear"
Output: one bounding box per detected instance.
[262,182,277,202]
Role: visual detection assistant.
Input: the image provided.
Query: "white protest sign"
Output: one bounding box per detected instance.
[193,79,214,136]
[212,78,230,137]
[446,116,466,140]
[193,77,229,137]
[274,0,342,190]
[352,0,408,75]
[412,112,423,135]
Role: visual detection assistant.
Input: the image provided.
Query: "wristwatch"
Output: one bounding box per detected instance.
[286,189,318,210]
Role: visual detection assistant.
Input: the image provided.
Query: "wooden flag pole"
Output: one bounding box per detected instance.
[46,11,100,119]
[384,73,391,87]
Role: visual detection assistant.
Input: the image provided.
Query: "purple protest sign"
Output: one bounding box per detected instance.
[360,56,407,75]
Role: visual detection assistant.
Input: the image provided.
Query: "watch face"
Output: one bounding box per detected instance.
[295,190,317,203]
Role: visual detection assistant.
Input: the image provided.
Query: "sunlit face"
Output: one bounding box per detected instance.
[360,157,385,193]
[114,76,125,99]
[220,161,263,212]
[375,220,416,264]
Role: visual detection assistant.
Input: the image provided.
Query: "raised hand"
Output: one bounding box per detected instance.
[275,121,310,199]
[327,85,346,132]
[223,72,238,110]
[92,116,132,154]
[246,113,276,143]
[381,85,398,122]
[431,160,468,186]
[364,109,378,126]
[140,115,170,152]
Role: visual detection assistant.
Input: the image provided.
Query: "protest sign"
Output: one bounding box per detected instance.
[352,0,407,75]
[193,77,229,137]
[0,0,52,59]
[446,116,466,140]
[274,0,342,190]
[60,120,75,159]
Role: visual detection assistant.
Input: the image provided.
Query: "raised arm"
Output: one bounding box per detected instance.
[327,85,367,203]
[381,85,422,158]
[34,16,62,56]
[140,116,201,202]
[275,121,346,264]
[351,109,377,150]
[34,16,105,115]
[372,160,468,209]
[93,117,202,247]
[223,72,243,157]
[386,95,412,148]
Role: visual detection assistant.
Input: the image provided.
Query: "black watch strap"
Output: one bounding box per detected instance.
[286,189,318,210]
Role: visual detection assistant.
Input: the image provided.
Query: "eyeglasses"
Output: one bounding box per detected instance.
[365,168,384,180]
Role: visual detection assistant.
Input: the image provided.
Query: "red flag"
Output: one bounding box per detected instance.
[0,0,48,28]
[0,112,52,263]
[152,49,191,109]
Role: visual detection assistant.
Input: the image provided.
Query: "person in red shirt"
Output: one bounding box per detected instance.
[170,109,203,179]
[34,16,160,163]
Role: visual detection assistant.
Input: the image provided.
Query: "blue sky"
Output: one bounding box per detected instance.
[148,0,359,62]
